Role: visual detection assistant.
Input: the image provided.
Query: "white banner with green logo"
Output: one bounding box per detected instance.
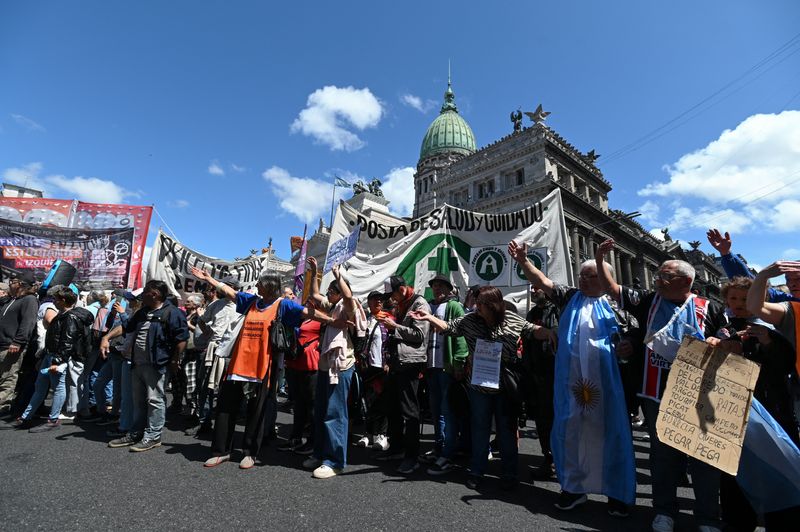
[323,188,573,311]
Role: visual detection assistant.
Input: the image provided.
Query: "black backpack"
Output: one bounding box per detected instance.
[269,299,296,357]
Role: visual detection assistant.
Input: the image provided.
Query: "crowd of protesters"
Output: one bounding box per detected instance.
[1,227,799,532]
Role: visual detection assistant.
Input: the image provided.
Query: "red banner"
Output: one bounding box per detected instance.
[0,197,152,288]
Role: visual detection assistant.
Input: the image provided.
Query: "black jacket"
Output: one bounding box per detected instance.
[45,307,94,365]
[0,294,38,350]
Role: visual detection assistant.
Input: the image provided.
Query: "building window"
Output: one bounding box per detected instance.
[516,168,524,186]
[424,178,428,193]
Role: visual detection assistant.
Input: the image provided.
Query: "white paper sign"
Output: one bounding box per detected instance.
[470,339,503,389]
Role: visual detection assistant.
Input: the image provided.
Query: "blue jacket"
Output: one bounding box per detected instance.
[124,302,189,370]
[720,254,800,303]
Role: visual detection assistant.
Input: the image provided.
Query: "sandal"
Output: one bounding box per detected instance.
[203,454,230,468]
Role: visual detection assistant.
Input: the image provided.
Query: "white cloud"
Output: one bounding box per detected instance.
[11,113,46,132]
[2,162,48,192]
[230,163,246,173]
[262,166,348,224]
[2,162,135,203]
[208,160,225,176]
[47,175,133,204]
[381,167,416,217]
[636,110,800,234]
[400,93,435,113]
[782,248,800,260]
[290,86,384,152]
[167,199,190,208]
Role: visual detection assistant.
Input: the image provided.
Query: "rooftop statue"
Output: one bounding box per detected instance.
[510,109,523,133]
[524,104,551,124]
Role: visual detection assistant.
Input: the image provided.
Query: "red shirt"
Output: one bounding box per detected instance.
[285,319,320,372]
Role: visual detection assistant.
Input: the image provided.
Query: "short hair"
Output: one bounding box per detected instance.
[87,290,105,305]
[663,260,696,283]
[580,260,615,280]
[721,276,753,301]
[144,280,169,302]
[185,294,204,306]
[54,285,78,306]
[327,276,351,295]
[475,286,506,328]
[256,272,281,298]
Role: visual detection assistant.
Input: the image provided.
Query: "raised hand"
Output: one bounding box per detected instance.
[759,261,800,279]
[190,266,212,282]
[595,238,615,260]
[706,229,732,255]
[331,264,340,278]
[306,256,318,273]
[507,240,528,263]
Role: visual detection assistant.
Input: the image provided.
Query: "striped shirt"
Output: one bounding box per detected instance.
[445,311,534,393]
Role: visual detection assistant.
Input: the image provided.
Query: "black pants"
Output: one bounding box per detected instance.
[361,366,388,436]
[386,362,424,458]
[286,367,316,441]
[211,379,271,457]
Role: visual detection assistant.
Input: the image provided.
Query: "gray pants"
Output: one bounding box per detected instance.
[65,359,85,414]
[0,348,23,412]
[131,364,166,441]
[643,398,721,527]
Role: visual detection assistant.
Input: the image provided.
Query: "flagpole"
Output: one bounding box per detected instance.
[329,175,337,229]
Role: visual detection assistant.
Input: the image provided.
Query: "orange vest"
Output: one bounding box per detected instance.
[791,302,800,377]
[227,298,282,382]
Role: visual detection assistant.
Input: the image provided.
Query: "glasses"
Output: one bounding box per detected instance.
[655,271,686,282]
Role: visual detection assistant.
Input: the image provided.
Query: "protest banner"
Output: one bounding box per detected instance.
[656,336,761,476]
[146,230,275,300]
[0,197,152,288]
[0,218,135,289]
[323,226,360,273]
[323,188,572,308]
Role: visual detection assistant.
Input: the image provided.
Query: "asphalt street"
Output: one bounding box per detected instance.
[0,397,701,531]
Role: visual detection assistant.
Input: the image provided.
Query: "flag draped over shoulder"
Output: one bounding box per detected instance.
[736,398,800,513]
[551,292,636,504]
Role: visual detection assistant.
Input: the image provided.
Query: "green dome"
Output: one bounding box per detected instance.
[419,82,476,160]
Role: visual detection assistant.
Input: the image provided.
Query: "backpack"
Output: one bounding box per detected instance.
[269,299,296,357]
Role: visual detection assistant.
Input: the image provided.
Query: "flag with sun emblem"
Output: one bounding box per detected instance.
[551,292,636,504]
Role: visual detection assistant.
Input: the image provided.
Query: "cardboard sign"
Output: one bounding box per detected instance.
[656,336,760,476]
[323,225,360,274]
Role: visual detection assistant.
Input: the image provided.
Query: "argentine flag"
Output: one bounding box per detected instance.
[736,398,800,513]
[551,293,636,504]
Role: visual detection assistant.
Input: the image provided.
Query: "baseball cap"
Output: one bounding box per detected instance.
[11,271,36,286]
[367,290,385,301]
[383,275,405,295]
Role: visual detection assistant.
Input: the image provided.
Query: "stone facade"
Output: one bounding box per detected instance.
[413,120,723,294]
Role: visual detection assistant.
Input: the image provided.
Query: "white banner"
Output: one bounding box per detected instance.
[145,230,273,300]
[323,188,573,310]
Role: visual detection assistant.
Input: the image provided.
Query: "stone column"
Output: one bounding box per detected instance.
[571,225,581,281]
[613,250,622,285]
[623,254,633,286]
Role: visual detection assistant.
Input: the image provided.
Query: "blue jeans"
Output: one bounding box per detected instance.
[130,364,166,441]
[428,368,461,458]
[313,366,354,470]
[119,359,133,431]
[93,352,122,416]
[643,399,721,526]
[22,355,67,422]
[467,387,518,479]
[77,348,100,414]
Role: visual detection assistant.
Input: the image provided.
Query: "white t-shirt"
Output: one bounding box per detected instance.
[36,302,57,353]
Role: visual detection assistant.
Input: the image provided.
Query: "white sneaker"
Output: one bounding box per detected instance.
[651,514,675,532]
[371,434,389,451]
[302,457,322,470]
[356,435,370,447]
[58,413,75,421]
[312,464,341,479]
[697,527,722,532]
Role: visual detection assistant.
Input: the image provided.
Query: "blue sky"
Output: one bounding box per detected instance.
[2,0,799,272]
